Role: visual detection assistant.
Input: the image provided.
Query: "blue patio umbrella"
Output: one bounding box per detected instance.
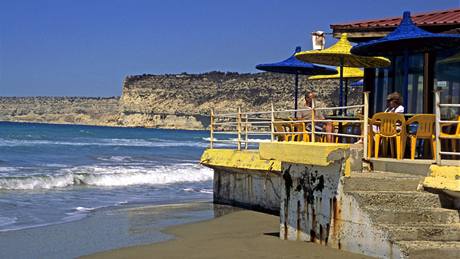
[350,80,363,87]
[351,11,460,105]
[256,47,337,116]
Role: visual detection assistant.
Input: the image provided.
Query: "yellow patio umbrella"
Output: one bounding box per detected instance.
[308,67,363,80]
[308,67,363,107]
[295,33,390,113]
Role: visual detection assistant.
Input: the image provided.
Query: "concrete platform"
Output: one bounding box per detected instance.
[363,207,460,225]
[369,158,433,176]
[348,191,443,209]
[396,241,460,259]
[344,171,460,258]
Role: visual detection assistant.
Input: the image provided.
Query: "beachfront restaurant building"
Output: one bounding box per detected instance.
[331,8,460,117]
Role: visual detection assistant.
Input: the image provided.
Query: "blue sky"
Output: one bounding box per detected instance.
[1,0,459,97]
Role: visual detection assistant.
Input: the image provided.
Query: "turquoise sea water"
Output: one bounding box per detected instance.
[0,122,215,232]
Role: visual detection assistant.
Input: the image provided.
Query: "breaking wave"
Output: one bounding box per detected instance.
[0,138,208,148]
[0,164,213,190]
[202,137,270,143]
[0,216,17,227]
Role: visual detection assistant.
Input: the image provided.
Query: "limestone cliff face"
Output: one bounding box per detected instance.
[0,97,120,126]
[0,72,361,130]
[119,72,360,129]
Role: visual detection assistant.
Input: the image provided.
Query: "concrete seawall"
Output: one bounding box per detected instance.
[260,142,404,258]
[201,143,460,258]
[201,149,281,213]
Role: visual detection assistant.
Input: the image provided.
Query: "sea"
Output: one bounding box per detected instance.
[0,122,216,233]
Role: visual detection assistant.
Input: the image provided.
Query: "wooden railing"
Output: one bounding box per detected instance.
[435,90,460,166]
[208,92,370,158]
[207,91,460,166]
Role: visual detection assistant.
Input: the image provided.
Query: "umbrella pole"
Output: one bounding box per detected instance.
[403,50,409,109]
[294,73,299,118]
[339,58,344,115]
[345,79,348,115]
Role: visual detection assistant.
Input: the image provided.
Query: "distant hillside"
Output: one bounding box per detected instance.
[0,97,120,126]
[0,72,361,129]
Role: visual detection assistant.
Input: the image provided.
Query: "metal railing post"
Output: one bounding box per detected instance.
[363,92,369,159]
[311,97,316,143]
[237,107,242,151]
[270,103,275,142]
[435,90,442,165]
[210,109,214,149]
[245,114,249,150]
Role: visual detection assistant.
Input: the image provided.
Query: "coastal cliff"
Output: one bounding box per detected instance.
[0,72,361,129]
[0,97,120,126]
[119,72,357,129]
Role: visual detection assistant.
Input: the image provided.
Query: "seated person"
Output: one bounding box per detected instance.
[297,92,333,142]
[373,92,405,134]
[384,92,404,113]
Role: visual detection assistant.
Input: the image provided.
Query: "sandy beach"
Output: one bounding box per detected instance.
[83,209,374,259]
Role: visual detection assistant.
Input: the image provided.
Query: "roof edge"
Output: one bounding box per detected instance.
[331,7,460,29]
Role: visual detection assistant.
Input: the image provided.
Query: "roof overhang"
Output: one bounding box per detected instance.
[331,8,460,42]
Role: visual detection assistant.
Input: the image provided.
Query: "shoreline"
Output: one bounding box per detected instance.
[83,208,374,259]
[0,201,219,259]
[0,120,209,131]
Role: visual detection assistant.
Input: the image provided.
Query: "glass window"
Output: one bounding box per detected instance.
[406,54,424,114]
[372,54,424,114]
[435,48,460,120]
[373,67,390,113]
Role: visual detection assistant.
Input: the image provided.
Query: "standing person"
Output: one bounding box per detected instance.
[298,92,333,142]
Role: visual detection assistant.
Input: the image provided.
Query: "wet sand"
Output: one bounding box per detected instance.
[84,209,374,259]
[0,202,217,259]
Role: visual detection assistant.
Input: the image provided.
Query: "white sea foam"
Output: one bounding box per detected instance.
[0,167,18,173]
[63,206,100,219]
[40,163,68,168]
[229,138,270,142]
[0,138,208,148]
[75,206,95,212]
[202,137,270,143]
[0,164,213,190]
[96,156,133,162]
[0,216,17,227]
[183,188,213,194]
[60,206,98,222]
[72,164,213,187]
[0,174,74,190]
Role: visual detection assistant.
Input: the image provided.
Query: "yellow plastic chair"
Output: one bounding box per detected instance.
[406,114,436,160]
[440,115,460,155]
[372,112,406,160]
[367,118,374,158]
[273,120,291,142]
[290,121,310,142]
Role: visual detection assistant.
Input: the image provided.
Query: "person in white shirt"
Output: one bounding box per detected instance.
[370,92,405,137]
[384,92,405,113]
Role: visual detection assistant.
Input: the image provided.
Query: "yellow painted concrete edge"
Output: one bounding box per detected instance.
[259,142,350,167]
[200,149,281,172]
[422,165,460,192]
